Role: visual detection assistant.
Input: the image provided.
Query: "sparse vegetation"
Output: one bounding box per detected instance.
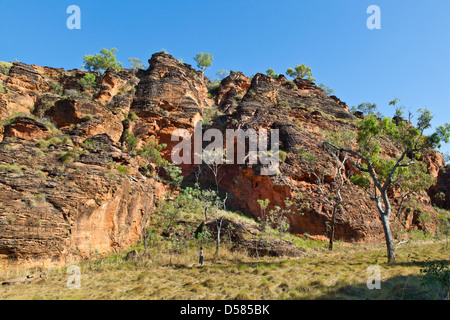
[78,73,97,90]
[50,82,64,96]
[286,64,316,82]
[194,52,213,80]
[83,48,123,73]
[0,61,13,75]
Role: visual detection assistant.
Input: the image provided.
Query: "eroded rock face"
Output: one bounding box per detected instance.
[0,139,162,269]
[3,117,51,140]
[0,53,446,268]
[44,98,124,143]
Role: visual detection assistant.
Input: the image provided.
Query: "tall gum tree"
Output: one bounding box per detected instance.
[325,107,450,263]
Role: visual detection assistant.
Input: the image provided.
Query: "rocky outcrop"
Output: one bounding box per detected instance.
[3,117,51,140]
[0,137,163,269]
[0,52,446,269]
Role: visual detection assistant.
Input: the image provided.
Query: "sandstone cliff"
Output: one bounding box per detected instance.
[0,52,446,268]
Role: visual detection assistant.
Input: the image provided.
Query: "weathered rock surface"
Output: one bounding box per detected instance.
[0,52,446,269]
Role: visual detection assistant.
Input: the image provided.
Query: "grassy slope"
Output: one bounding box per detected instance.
[1,193,448,300]
[1,240,448,300]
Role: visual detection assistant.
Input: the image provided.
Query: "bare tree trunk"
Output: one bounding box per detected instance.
[379,194,396,263]
[329,204,338,250]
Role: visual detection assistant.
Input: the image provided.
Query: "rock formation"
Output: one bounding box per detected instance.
[0,52,446,268]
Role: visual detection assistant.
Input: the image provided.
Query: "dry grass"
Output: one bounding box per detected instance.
[1,240,448,300]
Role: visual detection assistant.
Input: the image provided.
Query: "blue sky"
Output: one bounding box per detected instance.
[1,0,449,155]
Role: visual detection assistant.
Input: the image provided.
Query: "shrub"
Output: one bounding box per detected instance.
[124,130,138,151]
[79,73,97,89]
[278,101,290,109]
[0,83,6,94]
[129,112,139,121]
[36,170,46,180]
[207,81,220,98]
[0,62,12,75]
[50,82,64,96]
[278,150,288,163]
[36,136,68,149]
[60,148,83,165]
[234,94,244,101]
[82,48,123,73]
[420,259,450,300]
[0,164,24,174]
[284,80,298,90]
[117,165,131,175]
[81,114,94,122]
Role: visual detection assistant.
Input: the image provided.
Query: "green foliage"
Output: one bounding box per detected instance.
[0,83,6,94]
[81,114,94,122]
[117,165,131,175]
[389,97,404,118]
[296,148,317,168]
[356,102,380,117]
[138,139,167,167]
[318,83,335,96]
[286,64,315,81]
[234,94,244,101]
[0,164,25,174]
[60,147,83,165]
[79,73,97,89]
[194,52,213,78]
[268,199,295,240]
[278,150,288,163]
[163,162,183,188]
[129,112,139,121]
[216,69,229,80]
[124,130,138,151]
[322,130,356,150]
[0,61,12,75]
[83,48,123,73]
[207,80,221,98]
[50,82,64,96]
[394,161,436,196]
[278,101,290,109]
[420,259,450,300]
[349,173,371,189]
[128,57,146,72]
[266,68,279,78]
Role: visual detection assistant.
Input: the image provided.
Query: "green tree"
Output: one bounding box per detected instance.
[78,73,97,90]
[393,161,436,226]
[128,57,146,72]
[286,64,316,81]
[389,97,404,118]
[326,106,450,263]
[318,83,335,97]
[266,68,279,78]
[357,102,380,117]
[194,52,213,80]
[82,48,123,73]
[216,69,229,80]
[257,199,270,230]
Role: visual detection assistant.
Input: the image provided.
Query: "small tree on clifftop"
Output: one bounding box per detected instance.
[83,48,123,73]
[194,52,213,80]
[286,64,316,82]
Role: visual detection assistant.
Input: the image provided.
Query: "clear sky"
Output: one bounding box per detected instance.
[0,0,449,155]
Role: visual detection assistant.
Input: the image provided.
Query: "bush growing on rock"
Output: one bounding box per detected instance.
[0,62,12,75]
[83,48,123,73]
[78,73,97,89]
[194,52,213,80]
[50,82,64,96]
[286,64,315,82]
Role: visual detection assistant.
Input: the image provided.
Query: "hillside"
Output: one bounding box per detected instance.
[0,52,449,270]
